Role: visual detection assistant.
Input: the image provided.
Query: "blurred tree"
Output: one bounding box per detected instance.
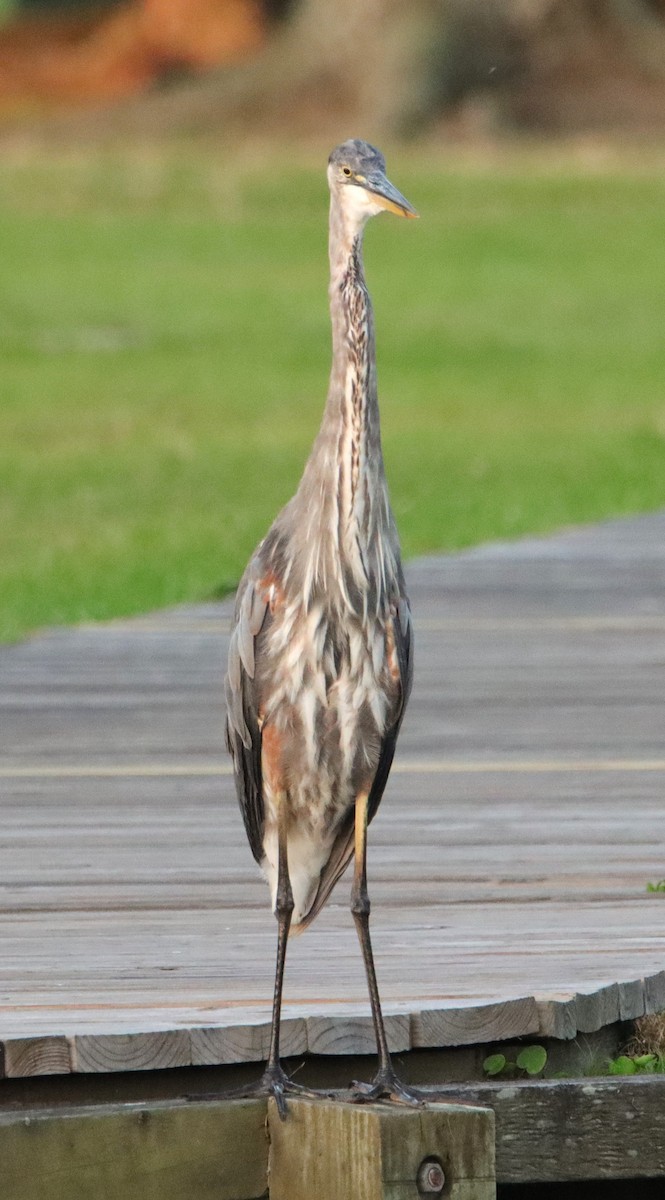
[2,0,665,133]
[502,0,665,131]
[121,0,446,137]
[114,0,665,137]
[440,0,665,133]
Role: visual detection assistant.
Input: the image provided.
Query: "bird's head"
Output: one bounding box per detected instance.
[327,139,418,233]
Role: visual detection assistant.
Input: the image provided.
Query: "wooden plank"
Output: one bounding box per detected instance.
[267,1096,495,1200]
[617,978,646,1021]
[573,984,621,1033]
[411,1000,539,1049]
[430,1077,665,1183]
[306,1012,410,1056]
[72,1031,191,1073]
[191,1018,306,1066]
[645,970,665,1012]
[7,755,665,779]
[0,1098,268,1200]
[1,1036,72,1078]
[534,995,577,1040]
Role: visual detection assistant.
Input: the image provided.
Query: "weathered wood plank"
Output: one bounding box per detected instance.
[1,1036,72,1079]
[267,1096,495,1200]
[191,1018,306,1066]
[645,971,665,1012]
[306,1012,411,1056]
[430,1077,665,1183]
[617,978,646,1022]
[411,1000,539,1049]
[72,1031,191,1074]
[573,984,621,1034]
[0,1098,268,1200]
[535,995,577,1040]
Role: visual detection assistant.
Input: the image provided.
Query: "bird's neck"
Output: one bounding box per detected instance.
[325,202,386,505]
[295,200,398,612]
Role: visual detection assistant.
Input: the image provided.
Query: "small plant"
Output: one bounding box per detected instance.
[607,1053,664,1075]
[605,1013,665,1075]
[647,879,665,893]
[483,1053,508,1077]
[483,1045,548,1078]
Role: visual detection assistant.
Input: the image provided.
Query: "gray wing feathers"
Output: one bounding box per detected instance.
[248,583,269,635]
[235,578,270,678]
[395,595,414,711]
[236,603,255,680]
[295,596,413,933]
[225,568,269,863]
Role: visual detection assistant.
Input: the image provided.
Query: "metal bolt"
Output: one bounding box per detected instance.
[417,1157,446,1195]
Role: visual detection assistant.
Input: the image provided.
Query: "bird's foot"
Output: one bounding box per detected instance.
[260,1064,329,1120]
[198,1064,331,1120]
[347,1068,428,1106]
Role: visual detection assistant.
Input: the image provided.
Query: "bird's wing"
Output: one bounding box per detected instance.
[225,562,270,865]
[293,595,413,934]
[368,593,413,828]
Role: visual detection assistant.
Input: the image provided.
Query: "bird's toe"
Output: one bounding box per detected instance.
[348,1070,426,1107]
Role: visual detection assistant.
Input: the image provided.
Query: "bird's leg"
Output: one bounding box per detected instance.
[259,794,331,1117]
[348,792,424,1106]
[199,796,327,1115]
[351,792,392,1076]
[261,793,294,1109]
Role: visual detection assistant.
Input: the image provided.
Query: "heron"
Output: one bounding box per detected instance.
[225,139,419,1114]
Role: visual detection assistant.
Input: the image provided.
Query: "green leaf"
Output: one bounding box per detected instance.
[647,879,665,893]
[609,1056,637,1075]
[516,1045,548,1076]
[633,1054,657,1071]
[483,1053,507,1077]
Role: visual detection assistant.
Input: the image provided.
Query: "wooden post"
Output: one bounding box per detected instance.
[428,1077,665,1184]
[0,1099,268,1200]
[268,1097,496,1200]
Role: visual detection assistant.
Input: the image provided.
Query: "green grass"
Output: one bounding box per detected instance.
[2,145,665,642]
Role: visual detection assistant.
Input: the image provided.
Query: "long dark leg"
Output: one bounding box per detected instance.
[351,792,392,1076]
[350,792,424,1105]
[262,794,294,1107]
[259,795,331,1116]
[205,794,326,1115]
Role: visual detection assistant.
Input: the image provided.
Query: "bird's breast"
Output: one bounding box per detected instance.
[257,600,399,820]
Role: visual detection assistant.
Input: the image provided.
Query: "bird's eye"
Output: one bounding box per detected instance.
[342,166,352,177]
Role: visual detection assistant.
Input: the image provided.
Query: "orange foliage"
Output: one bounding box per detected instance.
[0,0,265,110]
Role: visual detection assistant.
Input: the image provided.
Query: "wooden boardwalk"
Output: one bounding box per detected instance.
[1,512,665,1078]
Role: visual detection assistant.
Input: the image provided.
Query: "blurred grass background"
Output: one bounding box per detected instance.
[2,145,665,642]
